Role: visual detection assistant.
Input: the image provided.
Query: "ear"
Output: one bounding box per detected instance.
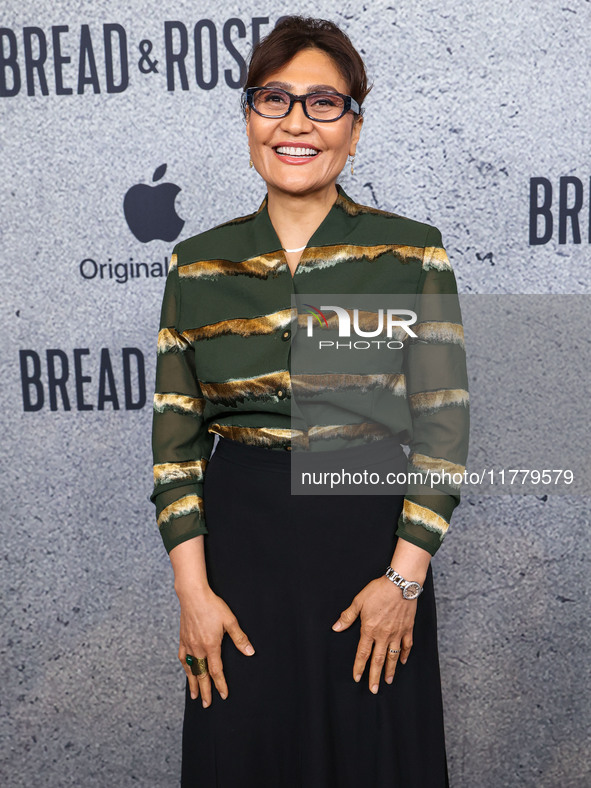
[349,115,363,156]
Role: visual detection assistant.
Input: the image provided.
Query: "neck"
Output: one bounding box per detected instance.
[266,183,339,251]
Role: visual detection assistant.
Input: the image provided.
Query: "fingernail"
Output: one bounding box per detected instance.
[401,658,407,665]
[220,692,228,700]
[245,645,255,655]
[190,692,197,700]
[354,673,361,682]
[371,684,379,694]
[332,621,342,630]
[386,676,393,684]
[202,701,209,708]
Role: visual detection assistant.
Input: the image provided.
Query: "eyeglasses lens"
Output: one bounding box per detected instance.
[252,89,346,120]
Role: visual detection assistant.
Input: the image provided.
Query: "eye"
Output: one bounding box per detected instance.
[258,89,289,105]
[308,93,342,108]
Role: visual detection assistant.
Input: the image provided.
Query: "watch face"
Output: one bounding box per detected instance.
[402,582,422,600]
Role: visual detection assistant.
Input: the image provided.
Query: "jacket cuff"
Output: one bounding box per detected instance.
[153,485,208,554]
[395,494,456,557]
[160,509,208,555]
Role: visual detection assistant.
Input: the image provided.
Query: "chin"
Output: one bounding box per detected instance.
[282,183,323,198]
[269,175,327,196]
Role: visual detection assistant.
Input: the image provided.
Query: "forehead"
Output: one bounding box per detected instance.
[260,48,348,94]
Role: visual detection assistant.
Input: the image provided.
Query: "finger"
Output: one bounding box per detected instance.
[400,632,413,665]
[188,669,201,701]
[204,651,229,701]
[225,615,256,657]
[184,671,202,703]
[184,673,199,705]
[332,599,360,632]
[179,649,203,702]
[384,642,402,684]
[196,661,213,708]
[368,641,390,693]
[352,632,374,683]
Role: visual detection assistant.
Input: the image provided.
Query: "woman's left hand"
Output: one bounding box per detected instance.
[331,575,417,692]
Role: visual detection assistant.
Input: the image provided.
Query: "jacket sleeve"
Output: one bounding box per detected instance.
[395,225,470,556]
[150,246,215,555]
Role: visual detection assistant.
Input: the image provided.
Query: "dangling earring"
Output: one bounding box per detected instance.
[350,154,356,175]
[249,157,254,168]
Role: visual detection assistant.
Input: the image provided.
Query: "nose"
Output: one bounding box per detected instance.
[279,99,314,134]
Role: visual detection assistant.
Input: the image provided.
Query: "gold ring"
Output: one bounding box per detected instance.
[186,654,209,676]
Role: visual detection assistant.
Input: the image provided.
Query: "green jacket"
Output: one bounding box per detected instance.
[151,184,470,556]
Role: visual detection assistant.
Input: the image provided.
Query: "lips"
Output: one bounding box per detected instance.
[274,145,319,157]
[273,142,320,156]
[271,143,321,165]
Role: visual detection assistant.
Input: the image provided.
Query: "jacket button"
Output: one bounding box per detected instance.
[276,389,285,399]
[282,329,291,341]
[285,445,292,451]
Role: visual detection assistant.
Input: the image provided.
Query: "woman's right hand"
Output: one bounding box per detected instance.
[176,585,256,707]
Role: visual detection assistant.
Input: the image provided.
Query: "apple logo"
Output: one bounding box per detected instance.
[124,164,185,242]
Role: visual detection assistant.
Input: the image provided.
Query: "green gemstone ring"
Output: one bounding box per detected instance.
[185,653,209,677]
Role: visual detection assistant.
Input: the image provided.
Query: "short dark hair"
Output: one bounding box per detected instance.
[242,16,372,120]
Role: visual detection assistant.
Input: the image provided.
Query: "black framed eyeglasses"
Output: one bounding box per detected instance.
[243,87,361,122]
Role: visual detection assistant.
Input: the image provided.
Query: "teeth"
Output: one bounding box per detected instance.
[276,146,319,156]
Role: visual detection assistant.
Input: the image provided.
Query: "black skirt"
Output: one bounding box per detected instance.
[181,436,449,788]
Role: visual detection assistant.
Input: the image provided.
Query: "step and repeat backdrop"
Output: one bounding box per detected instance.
[2,1,589,786]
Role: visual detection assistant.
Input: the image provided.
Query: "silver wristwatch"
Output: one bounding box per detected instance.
[384,565,424,600]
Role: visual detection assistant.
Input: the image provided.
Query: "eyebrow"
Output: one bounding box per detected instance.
[262,80,341,93]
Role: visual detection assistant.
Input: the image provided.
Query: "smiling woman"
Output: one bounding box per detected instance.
[243,46,364,252]
[151,14,468,788]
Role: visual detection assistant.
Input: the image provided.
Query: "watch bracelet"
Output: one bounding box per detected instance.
[384,565,424,598]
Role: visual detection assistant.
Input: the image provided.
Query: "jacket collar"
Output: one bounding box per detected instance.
[255,183,359,252]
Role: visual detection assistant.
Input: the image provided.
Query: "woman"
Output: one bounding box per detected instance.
[150,15,469,788]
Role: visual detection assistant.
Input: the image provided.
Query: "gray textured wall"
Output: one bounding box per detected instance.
[1,0,589,786]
